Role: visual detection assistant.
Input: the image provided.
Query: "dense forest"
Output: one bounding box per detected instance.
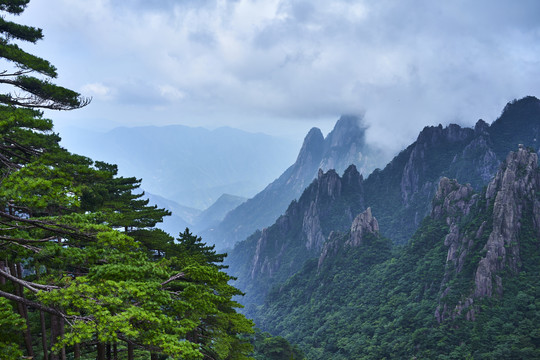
[255,153,540,358]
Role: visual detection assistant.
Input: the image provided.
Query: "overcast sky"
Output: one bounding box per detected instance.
[14,0,540,154]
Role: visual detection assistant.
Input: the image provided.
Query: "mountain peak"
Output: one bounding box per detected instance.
[500,95,540,117]
[325,115,365,148]
[474,119,489,135]
[489,96,540,158]
[294,127,325,169]
[347,207,379,247]
[319,115,377,176]
[416,123,473,146]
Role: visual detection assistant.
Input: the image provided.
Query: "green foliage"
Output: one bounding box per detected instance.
[0,297,25,360]
[0,0,89,109]
[173,228,226,267]
[0,0,31,16]
[0,97,253,359]
[250,329,305,360]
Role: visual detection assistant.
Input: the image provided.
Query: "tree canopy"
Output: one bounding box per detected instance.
[0,1,253,359]
[0,104,254,359]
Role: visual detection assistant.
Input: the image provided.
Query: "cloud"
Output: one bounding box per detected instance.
[81,83,113,100]
[159,85,186,102]
[18,0,540,154]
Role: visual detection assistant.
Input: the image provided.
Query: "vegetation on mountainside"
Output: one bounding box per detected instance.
[253,172,540,359]
[0,1,255,359]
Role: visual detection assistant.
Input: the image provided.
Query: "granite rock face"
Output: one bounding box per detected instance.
[400,124,474,206]
[435,147,540,322]
[317,208,380,268]
[475,147,540,297]
[347,207,379,248]
[205,115,377,249]
[247,166,365,284]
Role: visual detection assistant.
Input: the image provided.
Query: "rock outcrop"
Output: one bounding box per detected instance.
[204,115,378,249]
[318,207,379,268]
[475,146,540,297]
[400,124,474,206]
[347,207,379,247]
[436,147,540,322]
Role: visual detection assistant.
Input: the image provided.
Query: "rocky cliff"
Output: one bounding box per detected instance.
[226,165,365,309]
[435,147,540,322]
[317,207,379,268]
[204,115,378,249]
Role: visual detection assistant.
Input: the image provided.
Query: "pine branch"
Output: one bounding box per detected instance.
[0,210,96,241]
[161,272,186,287]
[0,267,60,293]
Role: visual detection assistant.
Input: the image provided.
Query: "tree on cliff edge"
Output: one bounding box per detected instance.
[0,0,89,110]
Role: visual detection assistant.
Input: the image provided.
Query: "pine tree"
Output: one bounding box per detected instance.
[0,1,253,358]
[0,0,89,110]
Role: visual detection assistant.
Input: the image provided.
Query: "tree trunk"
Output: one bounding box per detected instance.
[40,310,49,360]
[106,342,111,360]
[113,343,118,360]
[127,342,134,360]
[97,342,106,360]
[9,261,34,358]
[36,265,50,360]
[0,260,6,285]
[59,318,66,360]
[74,343,81,359]
[50,315,66,360]
[50,315,60,360]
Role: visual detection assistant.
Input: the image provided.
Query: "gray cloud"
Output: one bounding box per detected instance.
[17,0,540,155]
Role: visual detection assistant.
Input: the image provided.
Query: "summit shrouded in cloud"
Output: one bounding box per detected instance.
[17,0,540,154]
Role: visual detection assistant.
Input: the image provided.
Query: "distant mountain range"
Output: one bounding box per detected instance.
[141,192,247,238]
[60,125,299,210]
[203,115,385,249]
[225,95,540,317]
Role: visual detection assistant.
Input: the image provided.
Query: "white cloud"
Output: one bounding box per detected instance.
[159,85,186,102]
[81,83,113,100]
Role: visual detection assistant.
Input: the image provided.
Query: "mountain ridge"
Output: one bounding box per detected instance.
[252,146,540,359]
[204,115,380,249]
[226,96,540,319]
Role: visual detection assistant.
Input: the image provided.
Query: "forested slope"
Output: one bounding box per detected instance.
[255,147,540,359]
[227,96,540,318]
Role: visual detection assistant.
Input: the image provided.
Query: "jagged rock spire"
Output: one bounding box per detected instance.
[318,207,379,268]
[436,147,540,322]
